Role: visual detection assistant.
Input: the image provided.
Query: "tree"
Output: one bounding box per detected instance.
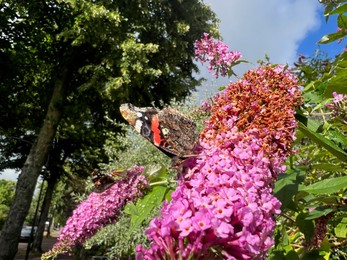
[32,173,58,252]
[0,0,218,258]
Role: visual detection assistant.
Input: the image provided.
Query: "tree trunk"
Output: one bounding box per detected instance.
[0,70,67,260]
[46,209,55,237]
[32,174,58,253]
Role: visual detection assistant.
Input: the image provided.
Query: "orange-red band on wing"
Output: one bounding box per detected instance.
[151,114,161,146]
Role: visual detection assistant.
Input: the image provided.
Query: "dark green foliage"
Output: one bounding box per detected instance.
[0,1,218,257]
[0,179,15,229]
[0,0,218,172]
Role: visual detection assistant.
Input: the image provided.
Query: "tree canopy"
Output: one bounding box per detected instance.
[0,0,218,172]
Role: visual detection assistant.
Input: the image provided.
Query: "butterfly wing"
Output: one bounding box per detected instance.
[91,170,123,193]
[157,107,197,157]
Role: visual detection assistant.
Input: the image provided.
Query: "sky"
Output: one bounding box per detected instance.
[1,1,345,181]
[196,0,345,95]
[198,0,344,97]
[205,0,343,65]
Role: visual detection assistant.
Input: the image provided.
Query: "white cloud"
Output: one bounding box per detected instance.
[204,0,321,65]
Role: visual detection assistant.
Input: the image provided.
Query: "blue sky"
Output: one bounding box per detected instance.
[204,0,320,65]
[195,0,345,97]
[206,0,344,62]
[298,14,344,58]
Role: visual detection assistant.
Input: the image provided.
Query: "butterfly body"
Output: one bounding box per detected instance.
[120,103,197,159]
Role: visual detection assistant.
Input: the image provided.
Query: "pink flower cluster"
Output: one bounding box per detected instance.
[195,33,241,78]
[325,91,347,124]
[136,65,301,259]
[43,166,148,258]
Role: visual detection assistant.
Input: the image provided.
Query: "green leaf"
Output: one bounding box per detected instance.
[324,3,335,17]
[338,14,347,30]
[124,185,168,233]
[305,207,335,220]
[274,170,303,209]
[295,114,322,132]
[327,128,347,151]
[303,81,315,92]
[327,3,347,15]
[146,165,169,183]
[294,190,312,203]
[300,176,347,194]
[305,195,340,205]
[285,250,300,260]
[301,250,324,260]
[324,53,347,95]
[164,188,174,202]
[296,212,315,242]
[123,202,138,216]
[318,31,347,44]
[311,163,345,172]
[335,217,347,238]
[298,122,347,162]
[320,238,331,256]
[282,228,290,246]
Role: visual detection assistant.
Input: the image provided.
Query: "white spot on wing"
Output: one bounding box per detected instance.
[134,120,142,133]
[162,128,169,136]
[136,112,142,117]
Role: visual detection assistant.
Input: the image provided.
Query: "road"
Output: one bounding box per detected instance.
[15,231,73,260]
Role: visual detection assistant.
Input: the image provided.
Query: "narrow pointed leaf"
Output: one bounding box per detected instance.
[318,31,346,44]
[124,185,168,232]
[298,122,347,162]
[311,163,345,172]
[327,3,347,15]
[305,207,334,220]
[300,176,347,194]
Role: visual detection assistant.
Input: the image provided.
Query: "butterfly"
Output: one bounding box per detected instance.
[91,169,125,193]
[120,103,197,159]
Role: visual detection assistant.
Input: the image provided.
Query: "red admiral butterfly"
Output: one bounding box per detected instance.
[120,103,197,159]
[92,169,125,193]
